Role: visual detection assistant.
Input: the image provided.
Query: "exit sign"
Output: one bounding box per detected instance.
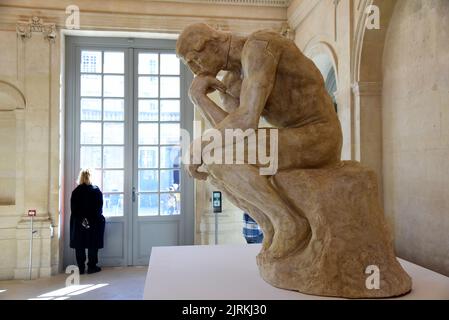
[28,209,36,217]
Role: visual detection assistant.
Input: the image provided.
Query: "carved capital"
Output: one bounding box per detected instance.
[16,16,56,42]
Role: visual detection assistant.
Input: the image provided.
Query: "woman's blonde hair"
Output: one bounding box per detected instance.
[77,169,92,185]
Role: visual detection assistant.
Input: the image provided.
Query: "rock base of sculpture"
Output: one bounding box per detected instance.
[256,161,412,298]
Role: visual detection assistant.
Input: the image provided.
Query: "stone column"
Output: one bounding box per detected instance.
[13,17,56,279]
[352,81,383,203]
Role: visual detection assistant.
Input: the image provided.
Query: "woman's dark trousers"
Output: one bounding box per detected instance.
[75,248,98,272]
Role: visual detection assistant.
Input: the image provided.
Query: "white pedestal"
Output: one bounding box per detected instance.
[144,244,449,300]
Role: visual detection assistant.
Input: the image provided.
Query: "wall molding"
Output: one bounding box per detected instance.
[0,80,26,111]
[0,3,286,35]
[160,0,292,7]
[351,0,372,83]
[351,81,382,97]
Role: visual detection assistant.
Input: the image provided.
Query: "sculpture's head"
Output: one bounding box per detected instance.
[176,23,230,77]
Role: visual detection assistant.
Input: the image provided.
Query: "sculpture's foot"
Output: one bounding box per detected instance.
[262,215,310,259]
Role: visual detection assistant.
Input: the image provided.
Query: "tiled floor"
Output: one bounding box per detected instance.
[0,266,147,300]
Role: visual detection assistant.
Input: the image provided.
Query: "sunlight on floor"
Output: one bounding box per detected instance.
[0,266,146,300]
[28,284,109,300]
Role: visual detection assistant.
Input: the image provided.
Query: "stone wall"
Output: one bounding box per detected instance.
[382,0,449,276]
[289,0,449,277]
[0,27,60,279]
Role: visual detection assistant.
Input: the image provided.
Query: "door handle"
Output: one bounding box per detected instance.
[132,187,136,202]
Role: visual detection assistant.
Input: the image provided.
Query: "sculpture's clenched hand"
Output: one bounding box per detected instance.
[189,75,227,104]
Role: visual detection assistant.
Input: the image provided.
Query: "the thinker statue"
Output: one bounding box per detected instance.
[177,23,411,298]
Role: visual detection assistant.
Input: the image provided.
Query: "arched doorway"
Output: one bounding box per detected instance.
[352,0,398,203]
[310,53,338,114]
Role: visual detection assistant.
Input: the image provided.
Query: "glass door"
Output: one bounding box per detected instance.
[77,48,130,266]
[132,50,184,265]
[66,37,194,268]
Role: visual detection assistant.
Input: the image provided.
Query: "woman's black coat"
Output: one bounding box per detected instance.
[70,184,105,249]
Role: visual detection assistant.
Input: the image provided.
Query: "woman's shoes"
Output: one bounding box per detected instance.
[87,266,102,274]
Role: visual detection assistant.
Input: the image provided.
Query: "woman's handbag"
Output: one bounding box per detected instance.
[81,218,90,229]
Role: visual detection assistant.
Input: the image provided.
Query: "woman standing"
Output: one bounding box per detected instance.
[70,169,105,274]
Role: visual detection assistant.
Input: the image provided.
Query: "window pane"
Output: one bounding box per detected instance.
[160,77,180,98]
[139,77,159,98]
[103,75,124,97]
[103,170,123,192]
[80,146,101,169]
[138,53,158,74]
[160,123,180,144]
[104,99,124,121]
[139,123,158,145]
[160,54,179,75]
[160,100,180,121]
[103,193,123,217]
[81,51,101,73]
[81,75,101,97]
[81,98,101,120]
[139,170,158,192]
[138,100,158,121]
[160,146,180,168]
[138,194,158,216]
[104,51,124,74]
[90,169,102,189]
[160,193,180,215]
[103,146,124,168]
[138,147,158,168]
[80,122,101,144]
[160,170,180,192]
[103,123,124,145]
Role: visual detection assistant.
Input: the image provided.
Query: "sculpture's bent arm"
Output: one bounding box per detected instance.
[192,91,229,128]
[218,71,242,113]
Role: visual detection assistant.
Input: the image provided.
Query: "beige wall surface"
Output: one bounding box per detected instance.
[290,0,449,277]
[382,0,449,276]
[0,27,60,279]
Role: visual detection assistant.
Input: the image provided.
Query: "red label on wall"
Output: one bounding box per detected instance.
[28,209,36,217]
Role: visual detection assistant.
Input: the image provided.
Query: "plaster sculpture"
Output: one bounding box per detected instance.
[176,23,412,298]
